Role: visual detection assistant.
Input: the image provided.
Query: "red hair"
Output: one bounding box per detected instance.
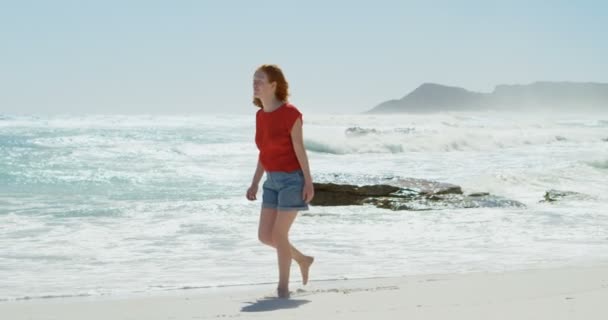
[253,64,290,108]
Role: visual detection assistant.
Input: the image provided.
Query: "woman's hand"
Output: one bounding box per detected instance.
[246,184,258,201]
[302,181,314,203]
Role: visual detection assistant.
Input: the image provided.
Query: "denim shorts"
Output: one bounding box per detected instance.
[262,170,309,211]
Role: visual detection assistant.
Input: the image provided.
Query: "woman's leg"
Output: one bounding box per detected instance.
[258,207,278,246]
[258,209,314,285]
[272,210,299,294]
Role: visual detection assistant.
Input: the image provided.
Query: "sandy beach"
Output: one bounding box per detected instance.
[3,1,608,319]
[2,264,607,320]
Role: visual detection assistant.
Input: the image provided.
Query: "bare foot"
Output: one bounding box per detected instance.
[277,287,290,299]
[298,256,314,285]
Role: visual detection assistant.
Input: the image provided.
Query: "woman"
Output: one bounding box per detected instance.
[245,64,315,299]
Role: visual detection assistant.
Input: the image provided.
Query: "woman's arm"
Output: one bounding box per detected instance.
[246,158,265,201]
[251,158,265,186]
[291,118,314,203]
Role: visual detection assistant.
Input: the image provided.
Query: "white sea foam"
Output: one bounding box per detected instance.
[1,111,607,301]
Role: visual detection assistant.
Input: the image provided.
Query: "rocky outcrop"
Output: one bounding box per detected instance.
[311,177,525,211]
[542,189,589,202]
[367,82,608,113]
[369,83,487,113]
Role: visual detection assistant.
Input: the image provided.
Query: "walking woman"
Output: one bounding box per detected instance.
[245,64,315,298]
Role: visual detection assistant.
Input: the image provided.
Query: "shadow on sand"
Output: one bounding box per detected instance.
[241,297,310,312]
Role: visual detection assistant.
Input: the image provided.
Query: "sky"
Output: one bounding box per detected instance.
[1,0,606,114]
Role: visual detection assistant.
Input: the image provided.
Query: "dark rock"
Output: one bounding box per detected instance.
[361,193,525,211]
[311,177,525,211]
[542,189,588,202]
[468,192,490,197]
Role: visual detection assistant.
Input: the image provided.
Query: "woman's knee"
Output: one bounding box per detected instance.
[258,232,274,246]
[271,230,289,245]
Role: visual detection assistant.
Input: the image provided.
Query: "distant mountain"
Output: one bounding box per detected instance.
[367,82,608,113]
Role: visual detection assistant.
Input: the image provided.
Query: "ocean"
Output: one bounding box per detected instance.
[1,111,607,301]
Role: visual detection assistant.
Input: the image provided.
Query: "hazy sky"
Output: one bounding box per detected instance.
[1,0,606,114]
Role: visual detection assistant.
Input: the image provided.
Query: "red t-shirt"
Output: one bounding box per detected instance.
[255,103,303,172]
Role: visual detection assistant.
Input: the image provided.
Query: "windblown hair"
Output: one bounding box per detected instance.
[253,64,289,108]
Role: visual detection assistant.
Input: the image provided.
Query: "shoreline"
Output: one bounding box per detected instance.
[3,259,605,303]
[2,264,607,319]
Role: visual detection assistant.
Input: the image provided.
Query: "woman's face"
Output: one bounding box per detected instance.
[253,71,275,100]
